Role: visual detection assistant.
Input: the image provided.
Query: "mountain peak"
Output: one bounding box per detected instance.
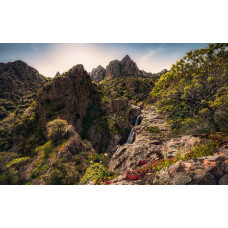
[105,55,141,79]
[122,55,132,62]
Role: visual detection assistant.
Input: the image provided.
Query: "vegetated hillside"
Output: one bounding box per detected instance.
[98,75,155,106]
[0,45,227,185]
[0,60,47,120]
[0,59,157,184]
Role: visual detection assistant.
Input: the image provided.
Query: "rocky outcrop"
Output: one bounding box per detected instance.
[105,55,142,79]
[155,69,168,77]
[153,147,228,185]
[91,65,106,82]
[37,64,96,134]
[141,70,153,77]
[111,147,228,185]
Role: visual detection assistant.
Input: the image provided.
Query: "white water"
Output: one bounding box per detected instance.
[125,114,140,145]
[135,115,140,126]
[114,146,120,154]
[113,114,141,152]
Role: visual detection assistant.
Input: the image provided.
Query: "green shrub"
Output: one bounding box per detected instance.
[46,118,68,143]
[43,160,80,185]
[6,157,29,169]
[80,163,116,185]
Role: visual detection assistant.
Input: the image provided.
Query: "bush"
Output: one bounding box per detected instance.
[46,118,68,143]
[6,157,29,169]
[43,160,80,185]
[80,163,116,185]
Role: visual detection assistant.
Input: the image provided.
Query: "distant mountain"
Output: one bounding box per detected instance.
[105,55,142,80]
[91,65,106,82]
[0,60,46,95]
[0,60,47,119]
[90,55,168,82]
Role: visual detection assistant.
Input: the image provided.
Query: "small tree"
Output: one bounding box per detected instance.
[46,118,68,143]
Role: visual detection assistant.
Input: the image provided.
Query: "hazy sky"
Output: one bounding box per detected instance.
[0,43,209,77]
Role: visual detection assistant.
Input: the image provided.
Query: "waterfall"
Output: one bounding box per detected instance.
[135,115,140,126]
[125,114,140,145]
[114,146,120,154]
[126,128,135,144]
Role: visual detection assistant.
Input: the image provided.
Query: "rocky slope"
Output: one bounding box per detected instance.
[0,60,46,95]
[107,106,228,185]
[0,60,47,120]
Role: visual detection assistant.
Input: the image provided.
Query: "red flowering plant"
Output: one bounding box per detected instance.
[137,160,148,166]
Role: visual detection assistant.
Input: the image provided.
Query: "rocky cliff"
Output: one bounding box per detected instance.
[105,55,142,79]
[37,64,96,134]
[91,65,106,82]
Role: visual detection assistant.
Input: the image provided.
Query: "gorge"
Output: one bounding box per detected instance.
[0,43,227,185]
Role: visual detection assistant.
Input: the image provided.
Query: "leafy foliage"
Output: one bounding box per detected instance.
[152,43,228,133]
[80,163,117,185]
[46,118,68,143]
[0,103,45,154]
[43,159,80,185]
[99,76,154,105]
[6,157,29,169]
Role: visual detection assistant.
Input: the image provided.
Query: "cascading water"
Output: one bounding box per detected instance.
[125,114,140,145]
[126,128,135,144]
[114,146,120,154]
[135,115,140,126]
[113,114,141,153]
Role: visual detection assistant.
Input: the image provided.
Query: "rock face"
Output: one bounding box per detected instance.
[37,64,95,134]
[105,55,142,79]
[0,60,46,95]
[91,65,106,82]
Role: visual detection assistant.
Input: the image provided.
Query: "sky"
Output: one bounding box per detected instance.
[0,43,209,77]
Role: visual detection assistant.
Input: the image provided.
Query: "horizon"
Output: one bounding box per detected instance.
[0,43,209,77]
